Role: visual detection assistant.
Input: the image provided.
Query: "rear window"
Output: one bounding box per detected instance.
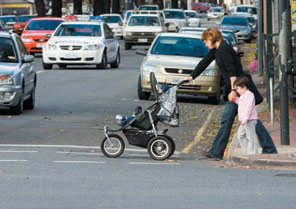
[128,16,160,26]
[221,17,248,26]
[185,12,197,18]
[164,11,185,19]
[101,16,122,23]
[236,7,257,14]
[26,20,63,30]
[17,16,36,23]
[0,37,18,63]
[151,36,209,57]
[55,24,101,37]
[0,16,17,24]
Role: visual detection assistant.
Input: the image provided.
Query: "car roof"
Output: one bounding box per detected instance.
[163,9,184,11]
[181,27,207,31]
[129,14,160,17]
[139,5,158,7]
[101,14,122,17]
[60,21,102,25]
[236,5,257,8]
[30,17,64,21]
[184,10,197,13]
[0,15,17,18]
[159,32,202,38]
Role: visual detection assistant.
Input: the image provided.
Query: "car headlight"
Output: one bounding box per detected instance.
[201,68,218,76]
[0,75,14,85]
[142,64,162,75]
[48,44,57,50]
[85,44,100,50]
[126,32,132,36]
[21,38,32,43]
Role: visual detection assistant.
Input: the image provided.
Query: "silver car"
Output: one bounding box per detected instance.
[220,16,252,42]
[0,31,36,114]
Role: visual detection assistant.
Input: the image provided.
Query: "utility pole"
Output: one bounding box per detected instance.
[279,0,290,145]
[257,0,263,76]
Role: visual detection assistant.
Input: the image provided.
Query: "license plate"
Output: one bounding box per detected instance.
[37,44,44,48]
[64,54,77,59]
[138,38,148,43]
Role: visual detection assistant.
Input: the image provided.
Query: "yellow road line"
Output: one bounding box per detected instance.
[181,108,215,154]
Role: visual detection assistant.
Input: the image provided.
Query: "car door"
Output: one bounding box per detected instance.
[103,23,117,62]
[15,36,35,97]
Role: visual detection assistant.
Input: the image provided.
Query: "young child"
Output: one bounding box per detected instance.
[233,76,259,155]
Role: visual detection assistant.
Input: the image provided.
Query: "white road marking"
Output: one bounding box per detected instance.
[56,151,103,156]
[0,144,100,149]
[0,150,38,153]
[53,160,105,164]
[128,162,180,165]
[0,160,28,162]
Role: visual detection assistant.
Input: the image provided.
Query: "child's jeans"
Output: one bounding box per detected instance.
[237,120,258,155]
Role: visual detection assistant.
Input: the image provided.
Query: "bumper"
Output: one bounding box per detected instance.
[43,49,104,64]
[124,36,155,45]
[140,73,220,96]
[0,85,22,107]
[24,42,47,53]
[237,33,252,41]
[188,22,200,27]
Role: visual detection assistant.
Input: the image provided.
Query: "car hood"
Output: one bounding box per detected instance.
[21,30,55,37]
[145,55,215,70]
[220,25,248,31]
[107,23,121,28]
[0,63,19,75]
[48,36,103,45]
[125,26,162,32]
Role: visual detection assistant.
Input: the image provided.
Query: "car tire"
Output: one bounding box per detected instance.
[110,50,120,68]
[208,94,220,105]
[43,62,53,70]
[97,52,107,69]
[24,85,35,110]
[125,42,132,50]
[10,90,24,115]
[137,76,150,100]
[58,64,67,68]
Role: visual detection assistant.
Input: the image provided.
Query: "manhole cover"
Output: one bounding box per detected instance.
[275,173,296,177]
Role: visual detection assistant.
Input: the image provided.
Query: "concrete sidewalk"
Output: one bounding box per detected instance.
[225,72,296,169]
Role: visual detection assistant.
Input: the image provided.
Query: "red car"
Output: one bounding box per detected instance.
[21,17,63,54]
[13,15,36,35]
[192,3,210,13]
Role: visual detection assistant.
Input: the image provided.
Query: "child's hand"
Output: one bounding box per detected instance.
[240,121,246,126]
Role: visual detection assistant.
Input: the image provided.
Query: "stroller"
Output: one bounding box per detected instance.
[101,72,188,160]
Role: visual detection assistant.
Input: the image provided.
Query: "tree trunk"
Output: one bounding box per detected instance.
[112,0,120,14]
[52,0,62,17]
[171,0,178,8]
[35,0,46,17]
[74,0,83,15]
[104,0,111,13]
[158,0,163,10]
[93,0,105,15]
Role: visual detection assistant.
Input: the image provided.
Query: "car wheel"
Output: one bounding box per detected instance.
[110,50,120,68]
[96,52,107,69]
[58,64,67,68]
[10,90,24,115]
[208,94,220,105]
[137,76,150,100]
[125,42,132,50]
[43,62,53,70]
[24,85,35,110]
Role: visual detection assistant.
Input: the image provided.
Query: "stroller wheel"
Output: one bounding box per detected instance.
[148,136,173,160]
[101,134,125,158]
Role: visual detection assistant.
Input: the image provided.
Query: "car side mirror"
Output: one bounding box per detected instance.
[23,55,34,63]
[238,51,244,57]
[45,34,51,38]
[136,50,147,56]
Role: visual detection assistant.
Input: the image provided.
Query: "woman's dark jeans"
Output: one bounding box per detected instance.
[209,102,278,159]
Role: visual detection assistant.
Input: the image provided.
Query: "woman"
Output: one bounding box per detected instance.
[187,28,277,160]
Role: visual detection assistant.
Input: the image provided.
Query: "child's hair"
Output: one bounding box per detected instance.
[233,76,250,88]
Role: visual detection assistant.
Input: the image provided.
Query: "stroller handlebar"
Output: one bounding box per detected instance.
[176,79,189,88]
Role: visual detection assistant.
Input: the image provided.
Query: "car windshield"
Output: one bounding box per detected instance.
[139,6,158,10]
[0,16,17,23]
[236,7,257,14]
[17,16,36,23]
[185,12,197,18]
[128,16,160,26]
[247,17,255,24]
[102,16,122,23]
[164,11,185,19]
[0,38,18,63]
[26,20,63,30]
[212,8,222,12]
[55,24,101,37]
[151,36,209,57]
[221,17,248,26]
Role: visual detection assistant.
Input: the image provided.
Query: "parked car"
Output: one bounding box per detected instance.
[184,10,201,27]
[0,15,17,31]
[233,5,257,19]
[220,16,252,42]
[207,6,224,20]
[192,3,210,13]
[0,31,36,115]
[101,14,123,38]
[13,15,36,35]
[42,20,120,70]
[123,10,164,28]
[139,5,159,10]
[124,14,165,50]
[137,33,221,104]
[163,9,188,32]
[21,17,64,55]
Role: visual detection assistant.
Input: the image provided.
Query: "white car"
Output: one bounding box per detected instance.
[101,14,123,38]
[184,10,201,27]
[207,7,224,20]
[42,21,120,69]
[233,5,257,20]
[163,9,188,32]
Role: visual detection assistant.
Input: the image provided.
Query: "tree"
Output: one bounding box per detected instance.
[93,0,105,15]
[52,0,62,17]
[112,0,121,14]
[35,0,46,17]
[74,0,83,15]
[104,0,111,14]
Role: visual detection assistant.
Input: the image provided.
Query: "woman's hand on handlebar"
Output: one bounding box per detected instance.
[186,76,193,82]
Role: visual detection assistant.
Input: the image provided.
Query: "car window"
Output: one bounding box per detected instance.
[139,6,158,10]
[0,37,18,63]
[151,36,209,57]
[185,12,197,18]
[0,16,17,24]
[17,16,36,23]
[55,24,101,37]
[164,11,185,19]
[104,24,113,38]
[15,36,29,57]
[212,8,222,12]
[101,16,122,24]
[221,17,248,26]
[128,16,160,26]
[26,20,63,30]
[236,7,257,14]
